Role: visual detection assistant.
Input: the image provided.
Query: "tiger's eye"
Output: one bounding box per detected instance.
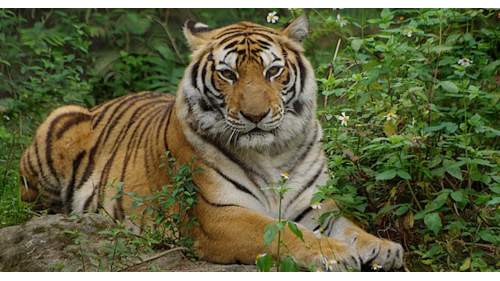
[267,66,280,75]
[220,69,236,81]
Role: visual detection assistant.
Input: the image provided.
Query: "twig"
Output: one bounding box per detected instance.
[118,247,190,272]
[150,10,186,65]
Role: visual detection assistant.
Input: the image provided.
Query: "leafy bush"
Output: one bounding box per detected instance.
[308,8,500,271]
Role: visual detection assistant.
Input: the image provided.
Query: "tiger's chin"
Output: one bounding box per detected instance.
[234,128,277,150]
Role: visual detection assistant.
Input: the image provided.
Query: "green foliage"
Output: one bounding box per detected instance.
[312,8,500,271]
[49,152,201,272]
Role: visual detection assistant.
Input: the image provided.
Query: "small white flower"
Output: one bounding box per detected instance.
[322,256,338,271]
[371,263,383,270]
[314,228,324,239]
[458,57,473,67]
[3,115,10,121]
[384,112,397,121]
[336,14,347,27]
[338,112,349,126]
[267,11,279,24]
[402,29,412,37]
[412,117,417,125]
[280,172,290,181]
[311,201,322,210]
[255,253,267,264]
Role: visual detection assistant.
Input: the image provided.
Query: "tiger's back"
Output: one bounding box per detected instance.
[20,92,175,220]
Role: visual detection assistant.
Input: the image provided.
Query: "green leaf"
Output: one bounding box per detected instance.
[126,192,143,202]
[376,169,397,181]
[256,254,272,272]
[424,212,442,235]
[488,184,500,194]
[445,34,461,46]
[395,204,411,216]
[486,196,500,206]
[397,170,412,180]
[443,160,463,180]
[280,256,299,272]
[351,38,363,53]
[438,81,459,94]
[478,229,500,244]
[459,258,471,271]
[376,204,401,216]
[482,60,500,77]
[451,190,467,203]
[263,224,277,247]
[287,222,304,243]
[415,192,449,220]
[276,221,286,233]
[381,8,392,20]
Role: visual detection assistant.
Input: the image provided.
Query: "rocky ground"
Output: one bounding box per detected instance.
[0,213,256,272]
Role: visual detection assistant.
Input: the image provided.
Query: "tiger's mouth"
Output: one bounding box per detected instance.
[246,128,267,135]
[244,127,277,136]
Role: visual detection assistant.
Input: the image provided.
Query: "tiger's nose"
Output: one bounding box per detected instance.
[240,109,270,123]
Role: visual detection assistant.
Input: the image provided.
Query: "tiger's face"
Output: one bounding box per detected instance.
[180,15,316,152]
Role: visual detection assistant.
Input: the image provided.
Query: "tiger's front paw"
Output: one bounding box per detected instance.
[296,238,362,272]
[353,233,404,270]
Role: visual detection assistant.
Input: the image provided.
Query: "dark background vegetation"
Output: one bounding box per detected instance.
[1,8,500,271]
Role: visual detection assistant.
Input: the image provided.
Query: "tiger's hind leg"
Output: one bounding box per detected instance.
[19,105,94,214]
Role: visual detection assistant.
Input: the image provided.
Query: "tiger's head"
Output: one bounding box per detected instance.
[178,15,317,153]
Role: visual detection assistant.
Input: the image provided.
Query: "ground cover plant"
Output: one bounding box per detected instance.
[1,8,500,272]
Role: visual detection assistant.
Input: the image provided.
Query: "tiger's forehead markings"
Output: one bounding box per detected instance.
[212,27,284,70]
[215,22,279,39]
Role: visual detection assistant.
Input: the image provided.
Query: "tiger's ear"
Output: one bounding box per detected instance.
[183,20,216,50]
[280,14,309,41]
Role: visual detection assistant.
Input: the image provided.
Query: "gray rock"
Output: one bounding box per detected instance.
[0,214,256,272]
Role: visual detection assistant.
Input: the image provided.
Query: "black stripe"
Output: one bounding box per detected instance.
[286,159,325,209]
[216,27,278,40]
[155,102,174,156]
[256,39,271,47]
[223,40,239,50]
[132,105,167,165]
[296,54,306,93]
[203,160,261,201]
[124,105,168,178]
[146,104,171,177]
[292,206,314,223]
[198,192,239,208]
[102,100,169,185]
[46,113,83,187]
[77,93,163,192]
[284,125,319,174]
[65,150,86,214]
[223,49,237,60]
[33,136,52,189]
[164,105,174,153]
[187,121,268,186]
[56,112,91,139]
[191,59,201,90]
[92,92,159,129]
[107,99,167,152]
[218,32,275,46]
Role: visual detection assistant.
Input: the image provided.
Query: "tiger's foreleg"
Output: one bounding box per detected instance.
[192,196,362,271]
[315,199,404,270]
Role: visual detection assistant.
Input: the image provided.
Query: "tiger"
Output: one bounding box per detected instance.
[19,15,404,271]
